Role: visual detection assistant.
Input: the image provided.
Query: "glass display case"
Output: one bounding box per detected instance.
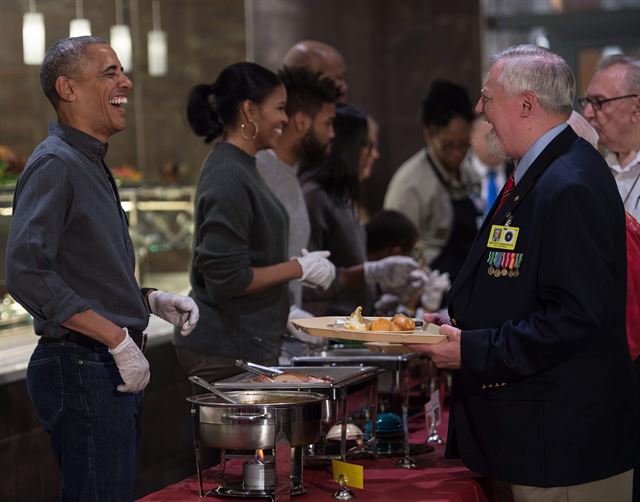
[0,184,194,365]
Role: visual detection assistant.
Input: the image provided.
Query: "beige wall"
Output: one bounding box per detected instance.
[0,0,246,182]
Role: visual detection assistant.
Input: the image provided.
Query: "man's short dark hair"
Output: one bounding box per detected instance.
[278,66,339,118]
[40,36,107,109]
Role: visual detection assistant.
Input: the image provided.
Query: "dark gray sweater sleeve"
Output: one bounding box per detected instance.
[5,155,92,326]
[193,161,254,303]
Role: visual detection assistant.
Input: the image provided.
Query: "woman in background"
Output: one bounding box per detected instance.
[384,80,481,284]
[176,62,334,383]
[300,105,419,316]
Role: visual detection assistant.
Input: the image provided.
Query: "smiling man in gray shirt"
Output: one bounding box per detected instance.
[5,36,198,501]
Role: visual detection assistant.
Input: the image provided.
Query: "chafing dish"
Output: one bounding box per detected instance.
[215,366,382,461]
[187,391,325,449]
[292,349,434,468]
[188,390,326,500]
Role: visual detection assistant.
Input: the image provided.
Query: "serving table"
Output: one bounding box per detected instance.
[137,411,487,502]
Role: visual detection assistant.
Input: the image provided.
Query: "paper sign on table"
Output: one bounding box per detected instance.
[331,459,363,489]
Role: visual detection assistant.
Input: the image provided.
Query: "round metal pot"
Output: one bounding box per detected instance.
[187,391,326,450]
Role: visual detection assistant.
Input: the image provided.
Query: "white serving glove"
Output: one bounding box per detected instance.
[420,270,451,312]
[293,248,336,290]
[148,290,199,336]
[287,305,325,345]
[406,269,430,296]
[363,256,420,295]
[373,293,400,314]
[109,328,150,393]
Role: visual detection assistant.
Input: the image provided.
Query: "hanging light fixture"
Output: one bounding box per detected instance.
[147,0,167,76]
[23,0,45,65]
[69,0,91,37]
[110,0,132,72]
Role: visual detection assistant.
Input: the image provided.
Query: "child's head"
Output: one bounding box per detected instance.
[365,210,418,261]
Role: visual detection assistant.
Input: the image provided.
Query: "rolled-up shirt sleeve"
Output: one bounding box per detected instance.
[5,155,91,329]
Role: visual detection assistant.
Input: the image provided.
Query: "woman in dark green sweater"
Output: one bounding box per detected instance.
[175,62,335,383]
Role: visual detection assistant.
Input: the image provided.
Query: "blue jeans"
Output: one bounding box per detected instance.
[26,339,143,502]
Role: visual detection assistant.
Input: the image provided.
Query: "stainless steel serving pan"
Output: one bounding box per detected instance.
[215,366,383,424]
[187,390,326,449]
[293,349,430,394]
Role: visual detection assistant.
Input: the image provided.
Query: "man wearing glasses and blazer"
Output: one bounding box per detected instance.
[582,54,640,222]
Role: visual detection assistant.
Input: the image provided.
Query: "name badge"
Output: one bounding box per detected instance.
[487,224,519,250]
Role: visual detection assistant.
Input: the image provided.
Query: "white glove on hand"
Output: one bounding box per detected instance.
[109,328,150,393]
[374,293,400,315]
[293,249,336,290]
[287,305,325,345]
[148,290,199,336]
[363,256,420,295]
[420,270,451,312]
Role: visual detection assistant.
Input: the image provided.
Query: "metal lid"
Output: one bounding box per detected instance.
[187,390,327,407]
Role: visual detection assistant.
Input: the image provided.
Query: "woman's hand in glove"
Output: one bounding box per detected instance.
[293,249,336,290]
[148,291,199,336]
[363,256,420,295]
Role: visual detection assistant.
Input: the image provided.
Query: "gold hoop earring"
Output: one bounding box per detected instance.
[240,120,258,140]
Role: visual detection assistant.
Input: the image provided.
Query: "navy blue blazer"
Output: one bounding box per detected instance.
[445,126,637,486]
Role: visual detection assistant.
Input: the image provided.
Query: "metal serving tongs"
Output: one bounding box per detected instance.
[188,376,238,404]
[235,359,285,378]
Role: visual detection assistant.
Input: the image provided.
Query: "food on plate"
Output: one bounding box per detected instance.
[391,313,416,331]
[344,306,372,331]
[370,318,400,331]
[345,307,416,332]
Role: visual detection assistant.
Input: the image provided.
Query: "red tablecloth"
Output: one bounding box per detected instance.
[138,414,486,502]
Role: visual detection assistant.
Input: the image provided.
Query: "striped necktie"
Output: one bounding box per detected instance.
[495,174,515,213]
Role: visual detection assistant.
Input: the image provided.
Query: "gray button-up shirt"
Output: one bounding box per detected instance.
[5,122,149,337]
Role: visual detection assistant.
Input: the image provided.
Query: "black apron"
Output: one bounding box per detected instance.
[427,153,480,283]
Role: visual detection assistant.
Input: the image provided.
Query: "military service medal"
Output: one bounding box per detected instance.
[486,251,524,278]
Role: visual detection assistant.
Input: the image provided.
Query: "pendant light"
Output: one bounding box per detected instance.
[147,0,167,76]
[110,0,132,72]
[23,0,45,65]
[69,0,91,37]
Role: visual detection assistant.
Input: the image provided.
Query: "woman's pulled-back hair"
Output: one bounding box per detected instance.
[304,105,369,204]
[187,62,281,143]
[421,79,474,130]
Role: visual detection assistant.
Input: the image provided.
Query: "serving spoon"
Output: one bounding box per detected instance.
[188,376,238,404]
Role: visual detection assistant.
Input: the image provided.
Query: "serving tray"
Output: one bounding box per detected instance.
[291,317,446,344]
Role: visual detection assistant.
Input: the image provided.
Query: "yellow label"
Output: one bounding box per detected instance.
[332,459,364,489]
[487,225,519,250]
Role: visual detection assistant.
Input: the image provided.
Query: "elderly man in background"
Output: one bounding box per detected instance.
[5,36,198,501]
[283,40,348,103]
[412,44,637,501]
[582,54,640,222]
[583,53,640,502]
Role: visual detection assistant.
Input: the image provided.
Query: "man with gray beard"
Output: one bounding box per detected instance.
[410,45,636,501]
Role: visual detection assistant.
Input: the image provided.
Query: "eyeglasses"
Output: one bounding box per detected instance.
[578,94,638,111]
[432,138,471,153]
